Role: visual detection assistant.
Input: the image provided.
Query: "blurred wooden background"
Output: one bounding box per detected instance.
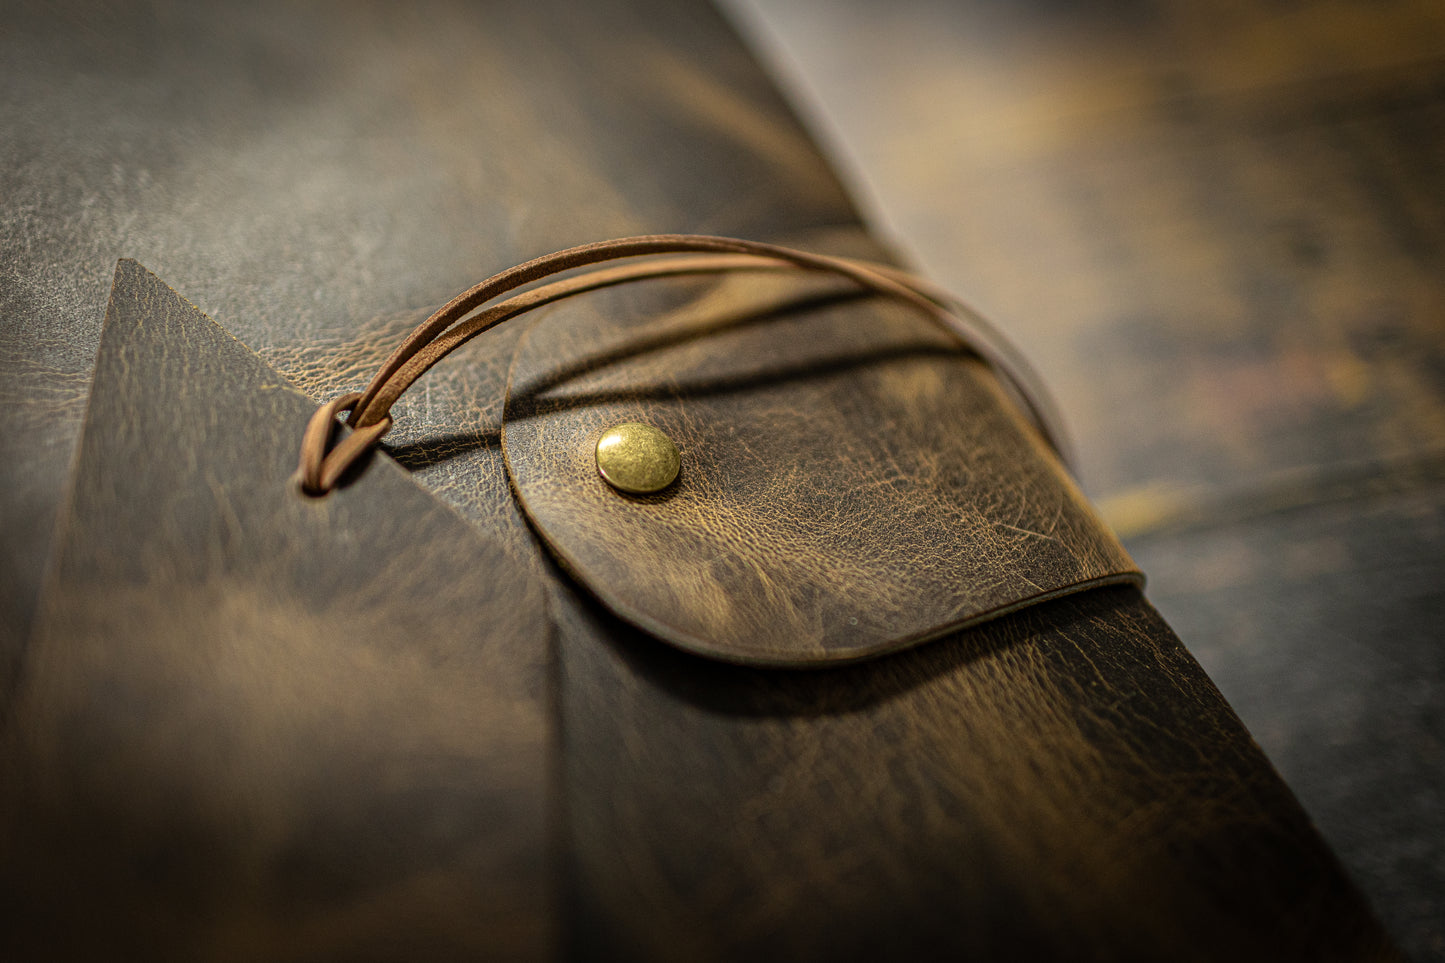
[723,0,1445,958]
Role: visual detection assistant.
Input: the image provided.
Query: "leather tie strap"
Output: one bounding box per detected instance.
[297,234,1068,495]
[296,392,395,495]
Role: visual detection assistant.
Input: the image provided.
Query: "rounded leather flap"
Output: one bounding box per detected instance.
[502,232,1140,666]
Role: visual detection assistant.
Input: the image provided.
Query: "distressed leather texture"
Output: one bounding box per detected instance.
[0,263,554,960]
[4,261,1397,962]
[504,228,1141,664]
[0,0,1403,959]
[550,577,1397,963]
[0,0,855,665]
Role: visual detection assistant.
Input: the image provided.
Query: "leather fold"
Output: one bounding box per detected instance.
[501,229,1142,666]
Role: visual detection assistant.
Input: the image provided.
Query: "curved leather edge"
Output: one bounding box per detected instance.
[501,227,1143,666]
[540,553,1143,667]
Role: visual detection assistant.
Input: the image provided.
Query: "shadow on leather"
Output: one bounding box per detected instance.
[555,570,1142,719]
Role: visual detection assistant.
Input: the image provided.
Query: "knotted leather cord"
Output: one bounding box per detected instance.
[298,235,1069,495]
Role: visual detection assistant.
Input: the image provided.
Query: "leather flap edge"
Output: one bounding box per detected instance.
[501,230,1141,666]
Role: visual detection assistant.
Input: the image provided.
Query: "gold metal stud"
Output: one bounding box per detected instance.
[595,423,681,495]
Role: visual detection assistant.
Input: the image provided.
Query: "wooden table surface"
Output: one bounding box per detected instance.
[723,0,1445,957]
[0,0,1431,955]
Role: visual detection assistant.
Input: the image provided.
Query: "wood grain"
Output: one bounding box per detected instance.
[0,0,1417,957]
[724,0,1445,953]
[725,0,1445,503]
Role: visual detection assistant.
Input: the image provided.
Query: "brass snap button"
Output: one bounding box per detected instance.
[595,423,680,495]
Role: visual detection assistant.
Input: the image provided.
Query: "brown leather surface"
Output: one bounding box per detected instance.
[503,228,1141,664]
[551,576,1399,962]
[0,0,855,669]
[0,0,1406,958]
[0,262,555,960]
[735,6,1445,951]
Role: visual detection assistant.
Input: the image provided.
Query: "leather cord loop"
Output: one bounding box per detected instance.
[298,235,1069,495]
[296,392,394,495]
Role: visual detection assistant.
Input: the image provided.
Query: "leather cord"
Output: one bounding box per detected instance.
[297,392,395,495]
[297,235,1069,495]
